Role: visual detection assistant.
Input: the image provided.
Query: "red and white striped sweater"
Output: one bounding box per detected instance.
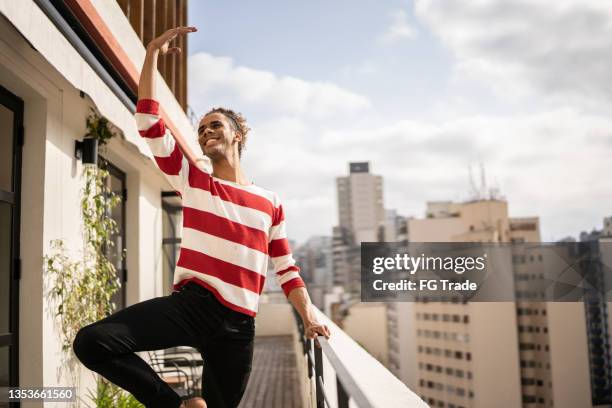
[135,99,305,316]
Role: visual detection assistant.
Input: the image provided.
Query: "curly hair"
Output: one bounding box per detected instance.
[204,107,251,158]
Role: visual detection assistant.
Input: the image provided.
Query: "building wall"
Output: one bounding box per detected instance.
[116,0,189,110]
[469,303,521,408]
[547,303,591,408]
[336,165,384,244]
[400,200,524,407]
[395,198,598,407]
[343,303,389,366]
[388,302,418,390]
[0,1,192,403]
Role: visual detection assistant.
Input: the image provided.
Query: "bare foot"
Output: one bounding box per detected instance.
[180,397,207,408]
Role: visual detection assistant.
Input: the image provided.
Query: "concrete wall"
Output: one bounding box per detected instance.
[470,303,522,408]
[0,1,187,405]
[390,302,418,390]
[343,303,389,366]
[255,303,296,337]
[547,303,591,408]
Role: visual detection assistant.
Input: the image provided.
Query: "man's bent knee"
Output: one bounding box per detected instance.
[73,324,110,366]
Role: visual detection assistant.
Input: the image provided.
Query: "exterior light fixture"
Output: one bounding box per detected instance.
[75,138,98,166]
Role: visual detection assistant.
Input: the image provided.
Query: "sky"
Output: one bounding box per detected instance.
[186,0,612,244]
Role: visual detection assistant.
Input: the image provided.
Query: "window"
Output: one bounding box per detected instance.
[0,84,24,390]
[99,158,127,310]
[162,192,183,295]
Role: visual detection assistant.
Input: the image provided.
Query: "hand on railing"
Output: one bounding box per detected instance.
[304,319,331,348]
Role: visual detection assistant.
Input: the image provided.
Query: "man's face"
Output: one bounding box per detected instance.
[197,113,240,161]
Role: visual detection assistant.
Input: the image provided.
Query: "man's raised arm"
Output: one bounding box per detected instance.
[135,27,197,194]
[138,26,196,100]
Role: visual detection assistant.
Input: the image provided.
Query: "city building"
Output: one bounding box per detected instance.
[293,235,333,309]
[384,209,410,244]
[333,162,385,295]
[578,220,612,406]
[389,198,598,408]
[603,216,612,237]
[336,161,385,244]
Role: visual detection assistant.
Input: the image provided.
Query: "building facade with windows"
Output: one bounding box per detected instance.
[388,199,597,408]
[0,0,198,402]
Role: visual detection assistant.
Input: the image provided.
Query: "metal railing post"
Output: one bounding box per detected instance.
[293,308,378,408]
[314,340,325,408]
[306,336,313,379]
[337,376,349,408]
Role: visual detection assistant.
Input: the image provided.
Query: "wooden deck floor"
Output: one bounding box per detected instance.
[238,335,303,408]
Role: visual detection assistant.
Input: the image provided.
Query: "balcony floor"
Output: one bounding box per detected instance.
[238,335,302,408]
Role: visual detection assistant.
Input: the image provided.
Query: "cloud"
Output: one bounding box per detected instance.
[240,106,612,243]
[339,60,378,78]
[188,53,371,120]
[379,10,418,44]
[186,16,612,244]
[414,0,612,108]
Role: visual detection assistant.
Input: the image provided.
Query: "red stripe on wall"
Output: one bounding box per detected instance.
[64,0,200,166]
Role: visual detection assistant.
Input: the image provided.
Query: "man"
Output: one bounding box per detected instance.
[73,26,330,408]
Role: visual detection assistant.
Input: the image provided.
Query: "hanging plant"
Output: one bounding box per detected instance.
[85,108,117,146]
[45,109,123,352]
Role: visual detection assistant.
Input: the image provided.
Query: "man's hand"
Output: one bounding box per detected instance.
[305,319,331,345]
[139,26,197,101]
[286,287,331,346]
[146,26,197,55]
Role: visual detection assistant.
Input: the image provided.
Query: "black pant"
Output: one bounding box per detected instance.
[73,282,255,408]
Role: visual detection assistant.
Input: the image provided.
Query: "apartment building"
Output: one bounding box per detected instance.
[333,162,385,294]
[388,199,595,408]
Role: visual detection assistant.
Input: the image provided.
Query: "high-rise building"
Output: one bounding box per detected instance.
[578,224,612,406]
[603,216,612,237]
[331,226,361,295]
[384,209,409,243]
[336,162,385,243]
[294,236,333,309]
[333,162,385,295]
[389,198,596,408]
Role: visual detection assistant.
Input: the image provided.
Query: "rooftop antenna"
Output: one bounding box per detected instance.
[490,175,502,200]
[468,164,479,201]
[479,162,487,199]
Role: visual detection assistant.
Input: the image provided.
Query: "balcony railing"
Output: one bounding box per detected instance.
[296,315,373,408]
[254,295,426,408]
